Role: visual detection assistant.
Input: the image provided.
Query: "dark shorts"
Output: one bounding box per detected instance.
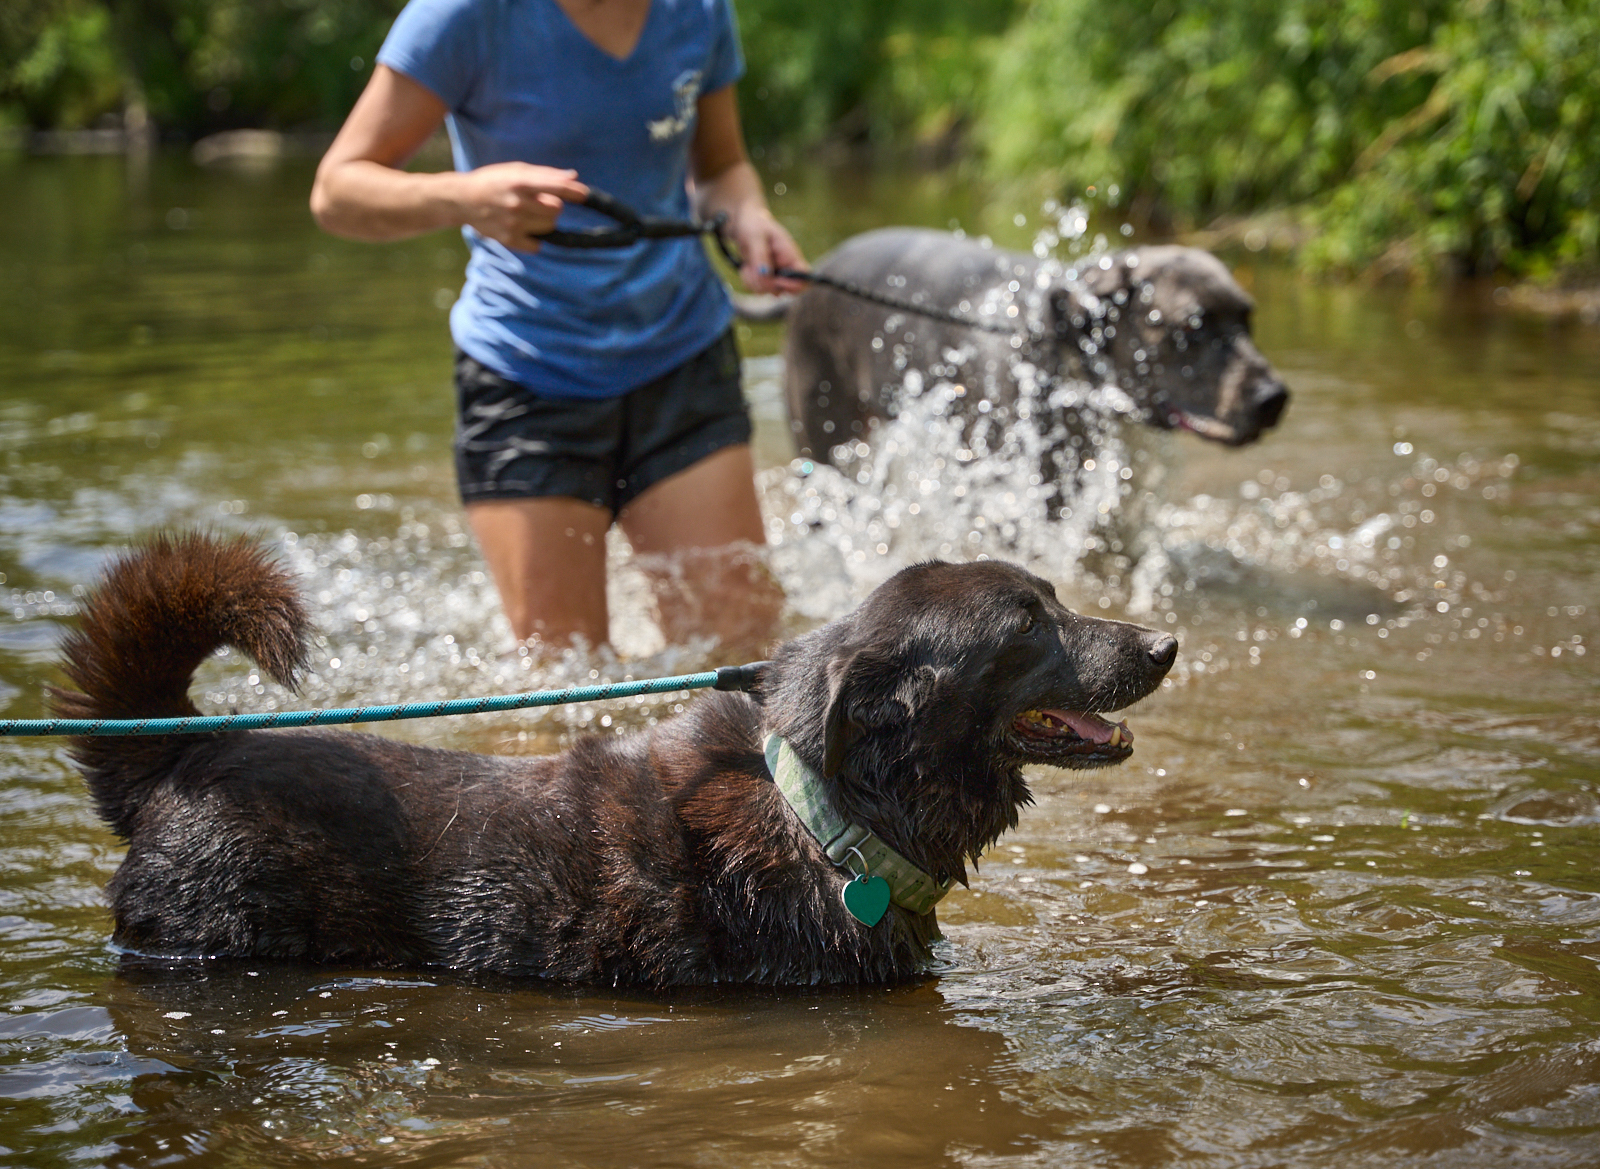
[453,330,752,513]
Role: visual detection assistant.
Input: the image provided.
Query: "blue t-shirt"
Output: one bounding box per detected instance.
[377,0,744,398]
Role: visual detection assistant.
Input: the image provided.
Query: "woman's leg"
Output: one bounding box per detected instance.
[617,444,784,652]
[466,496,613,650]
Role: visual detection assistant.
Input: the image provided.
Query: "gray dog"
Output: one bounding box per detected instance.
[781,228,1288,473]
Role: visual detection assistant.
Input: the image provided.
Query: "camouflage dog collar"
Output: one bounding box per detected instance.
[763,733,951,917]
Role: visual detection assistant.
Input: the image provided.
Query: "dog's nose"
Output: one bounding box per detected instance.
[1252,381,1289,430]
[1146,634,1178,668]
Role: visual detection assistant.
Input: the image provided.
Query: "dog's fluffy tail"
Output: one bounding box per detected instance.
[52,531,310,835]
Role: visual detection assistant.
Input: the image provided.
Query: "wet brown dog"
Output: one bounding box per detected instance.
[57,533,1176,986]
[784,228,1288,467]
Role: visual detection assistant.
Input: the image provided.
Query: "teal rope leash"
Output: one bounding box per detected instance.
[0,662,768,738]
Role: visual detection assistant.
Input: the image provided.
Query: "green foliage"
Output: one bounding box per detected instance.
[736,0,1015,155]
[987,0,1441,212]
[1,0,403,132]
[114,0,404,132]
[5,0,1596,279]
[1309,1,1600,278]
[982,0,1600,278]
[1,0,122,128]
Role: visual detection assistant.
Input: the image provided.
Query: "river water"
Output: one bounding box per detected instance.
[1,152,1598,1167]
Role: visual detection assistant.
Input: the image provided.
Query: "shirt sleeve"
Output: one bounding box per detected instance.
[376,0,489,110]
[702,0,746,94]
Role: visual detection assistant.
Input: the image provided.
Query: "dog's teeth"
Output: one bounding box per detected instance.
[1108,726,1123,747]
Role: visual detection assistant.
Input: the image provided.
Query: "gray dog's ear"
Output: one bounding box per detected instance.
[1080,253,1134,301]
[1057,254,1138,338]
[1048,285,1089,340]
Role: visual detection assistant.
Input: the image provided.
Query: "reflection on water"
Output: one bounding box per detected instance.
[1,154,1599,1166]
[78,962,1043,1167]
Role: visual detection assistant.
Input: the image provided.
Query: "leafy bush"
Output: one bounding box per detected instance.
[3,0,1013,152]
[115,0,404,132]
[737,0,1014,157]
[2,0,122,128]
[5,0,1596,280]
[1309,2,1600,278]
[2,0,403,133]
[982,0,1600,278]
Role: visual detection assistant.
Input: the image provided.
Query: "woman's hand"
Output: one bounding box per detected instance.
[451,163,590,252]
[719,200,809,294]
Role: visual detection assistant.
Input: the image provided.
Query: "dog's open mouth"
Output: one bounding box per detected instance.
[1166,407,1248,445]
[1011,708,1134,761]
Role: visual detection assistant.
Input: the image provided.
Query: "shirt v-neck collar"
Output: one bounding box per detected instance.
[546,0,656,65]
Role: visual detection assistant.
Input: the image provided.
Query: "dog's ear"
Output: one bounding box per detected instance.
[1081,253,1132,300]
[822,652,938,778]
[1055,256,1138,340]
[1048,285,1088,341]
[897,664,946,711]
[821,646,903,778]
[822,648,864,779]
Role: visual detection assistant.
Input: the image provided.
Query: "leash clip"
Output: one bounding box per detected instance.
[712,661,769,692]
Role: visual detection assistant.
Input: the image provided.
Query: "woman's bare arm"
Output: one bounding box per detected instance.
[690,85,807,293]
[310,65,588,251]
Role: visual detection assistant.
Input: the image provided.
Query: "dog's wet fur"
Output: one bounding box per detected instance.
[784,228,1289,465]
[56,533,1177,986]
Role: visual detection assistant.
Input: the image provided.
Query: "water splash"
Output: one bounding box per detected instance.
[187,515,727,746]
[747,208,1525,692]
[2,203,1533,743]
[757,378,1141,618]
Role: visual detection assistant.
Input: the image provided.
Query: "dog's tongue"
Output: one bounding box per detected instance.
[1044,709,1119,744]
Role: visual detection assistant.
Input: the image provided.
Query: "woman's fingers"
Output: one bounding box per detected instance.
[462,164,588,250]
[734,213,808,294]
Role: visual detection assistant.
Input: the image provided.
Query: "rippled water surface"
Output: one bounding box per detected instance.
[2,154,1598,1167]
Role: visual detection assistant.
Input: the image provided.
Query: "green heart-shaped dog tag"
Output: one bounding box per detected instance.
[842,873,891,927]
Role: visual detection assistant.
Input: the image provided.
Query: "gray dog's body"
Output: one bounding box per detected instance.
[782,228,1288,470]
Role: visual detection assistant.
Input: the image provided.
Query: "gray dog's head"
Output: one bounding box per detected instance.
[1054,246,1289,445]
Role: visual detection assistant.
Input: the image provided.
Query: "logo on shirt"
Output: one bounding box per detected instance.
[647,69,702,142]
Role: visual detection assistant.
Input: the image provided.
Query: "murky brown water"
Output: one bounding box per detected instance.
[2,152,1599,1167]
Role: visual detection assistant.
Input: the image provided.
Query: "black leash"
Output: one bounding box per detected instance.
[531,190,1044,340]
[532,189,721,249]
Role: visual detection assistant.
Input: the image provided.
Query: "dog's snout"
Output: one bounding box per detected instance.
[1252,380,1289,430]
[1146,633,1178,668]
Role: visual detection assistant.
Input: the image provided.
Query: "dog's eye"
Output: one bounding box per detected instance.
[1018,612,1034,634]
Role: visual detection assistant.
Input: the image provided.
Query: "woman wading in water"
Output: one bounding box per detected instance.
[311,0,806,655]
